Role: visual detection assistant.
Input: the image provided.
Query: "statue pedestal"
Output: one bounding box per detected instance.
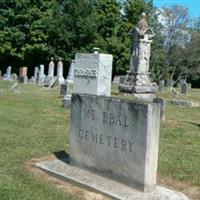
[119,73,158,95]
[133,85,158,93]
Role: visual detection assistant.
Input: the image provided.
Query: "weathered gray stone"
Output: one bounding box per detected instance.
[11,73,18,81]
[188,83,191,90]
[153,97,166,121]
[112,76,120,84]
[60,84,67,96]
[45,58,55,86]
[36,159,189,200]
[48,57,55,78]
[18,67,28,83]
[119,13,158,95]
[70,94,160,192]
[67,60,75,81]
[169,99,199,108]
[73,52,113,96]
[38,64,46,84]
[158,80,164,92]
[3,66,12,80]
[181,82,188,95]
[34,67,39,80]
[119,75,127,84]
[57,58,65,84]
[29,66,39,83]
[63,80,73,107]
[63,96,71,108]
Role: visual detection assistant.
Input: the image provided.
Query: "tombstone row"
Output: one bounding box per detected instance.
[157,79,191,95]
[1,58,66,86]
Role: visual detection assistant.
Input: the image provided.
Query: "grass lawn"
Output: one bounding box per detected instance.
[0,80,199,200]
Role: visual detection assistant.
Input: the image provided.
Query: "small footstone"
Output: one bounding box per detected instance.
[36,159,189,200]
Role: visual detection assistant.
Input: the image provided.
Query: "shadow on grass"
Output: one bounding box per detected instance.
[188,121,200,128]
[53,150,69,164]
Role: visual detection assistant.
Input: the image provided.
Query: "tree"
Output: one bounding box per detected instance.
[159,5,190,80]
[0,0,54,74]
[48,0,97,63]
[183,18,200,87]
[92,0,123,77]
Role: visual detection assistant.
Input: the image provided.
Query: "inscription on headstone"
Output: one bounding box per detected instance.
[70,94,160,192]
[73,52,113,96]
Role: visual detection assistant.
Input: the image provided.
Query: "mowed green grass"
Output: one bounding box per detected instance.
[0,81,200,200]
[0,81,78,200]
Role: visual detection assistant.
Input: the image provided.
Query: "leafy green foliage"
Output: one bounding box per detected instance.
[0,1,199,86]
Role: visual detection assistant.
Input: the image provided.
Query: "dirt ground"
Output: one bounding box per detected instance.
[25,156,200,200]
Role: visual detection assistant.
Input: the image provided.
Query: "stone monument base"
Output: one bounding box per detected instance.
[133,85,158,93]
[134,93,155,100]
[119,84,157,94]
[36,159,189,200]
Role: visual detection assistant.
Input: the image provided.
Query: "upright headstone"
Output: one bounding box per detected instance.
[119,13,157,97]
[11,73,18,81]
[181,82,188,95]
[112,76,120,84]
[188,83,191,90]
[73,48,113,96]
[34,67,39,83]
[166,79,173,87]
[60,84,67,96]
[67,60,75,81]
[158,80,164,92]
[48,57,55,78]
[3,66,12,80]
[63,60,75,107]
[57,58,65,84]
[45,58,55,86]
[38,64,46,85]
[153,97,166,121]
[18,67,28,83]
[29,67,39,84]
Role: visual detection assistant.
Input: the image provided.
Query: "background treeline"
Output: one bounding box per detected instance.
[0,0,200,87]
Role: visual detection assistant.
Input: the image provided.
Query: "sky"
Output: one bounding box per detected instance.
[154,0,200,18]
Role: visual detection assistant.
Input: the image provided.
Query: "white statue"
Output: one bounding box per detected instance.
[130,13,155,86]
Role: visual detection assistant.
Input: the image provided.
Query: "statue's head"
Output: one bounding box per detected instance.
[141,12,146,18]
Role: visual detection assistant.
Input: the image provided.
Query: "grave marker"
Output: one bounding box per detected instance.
[57,58,65,84]
[70,94,160,192]
[73,51,113,96]
[181,82,188,95]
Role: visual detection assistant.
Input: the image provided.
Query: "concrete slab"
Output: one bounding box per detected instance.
[36,159,189,200]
